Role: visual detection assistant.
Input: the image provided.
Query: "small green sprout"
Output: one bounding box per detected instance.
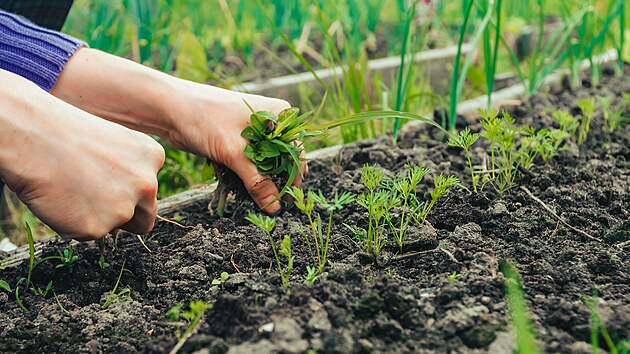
[167,300,212,341]
[390,165,430,252]
[32,280,53,297]
[608,108,626,133]
[447,127,480,192]
[98,238,110,269]
[211,271,230,285]
[552,110,579,138]
[577,98,595,144]
[502,262,541,354]
[447,271,461,281]
[412,174,460,225]
[305,265,318,285]
[102,261,131,309]
[34,247,79,273]
[246,213,292,286]
[596,96,613,128]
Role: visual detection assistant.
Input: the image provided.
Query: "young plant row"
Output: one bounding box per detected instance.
[447,95,628,194]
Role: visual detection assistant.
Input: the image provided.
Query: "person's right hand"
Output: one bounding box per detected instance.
[0,70,165,240]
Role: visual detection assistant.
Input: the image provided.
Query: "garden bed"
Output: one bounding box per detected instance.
[0,68,628,353]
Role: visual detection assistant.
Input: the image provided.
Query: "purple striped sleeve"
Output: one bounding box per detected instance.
[0,9,86,92]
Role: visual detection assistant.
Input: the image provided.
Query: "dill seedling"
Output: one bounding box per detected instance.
[390,165,430,252]
[552,110,579,139]
[246,213,292,286]
[289,187,354,276]
[447,127,480,192]
[412,174,460,225]
[577,98,596,145]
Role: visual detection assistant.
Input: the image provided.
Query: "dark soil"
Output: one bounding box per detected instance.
[1,68,629,353]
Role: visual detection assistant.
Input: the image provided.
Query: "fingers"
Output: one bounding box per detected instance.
[230,160,282,215]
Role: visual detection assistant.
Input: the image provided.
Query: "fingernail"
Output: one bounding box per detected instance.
[260,195,281,215]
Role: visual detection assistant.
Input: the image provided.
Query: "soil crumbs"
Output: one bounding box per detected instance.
[1,69,629,353]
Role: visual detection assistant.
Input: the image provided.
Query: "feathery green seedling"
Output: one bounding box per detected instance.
[102,261,131,309]
[502,262,542,354]
[246,213,292,286]
[166,300,212,341]
[211,272,230,285]
[578,98,596,144]
[597,96,614,129]
[389,165,430,252]
[608,108,626,133]
[447,128,480,192]
[357,164,391,256]
[289,188,354,275]
[552,110,579,138]
[412,174,460,225]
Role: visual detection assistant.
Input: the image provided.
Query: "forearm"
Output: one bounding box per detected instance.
[50,48,182,137]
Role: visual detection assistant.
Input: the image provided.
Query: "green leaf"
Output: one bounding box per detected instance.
[241,126,263,141]
[0,280,11,292]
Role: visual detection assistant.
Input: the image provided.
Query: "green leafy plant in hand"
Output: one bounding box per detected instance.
[447,127,480,192]
[246,213,292,286]
[288,187,354,277]
[577,98,596,145]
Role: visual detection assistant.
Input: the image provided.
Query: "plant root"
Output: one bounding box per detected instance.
[520,186,601,243]
[230,253,241,273]
[156,215,194,229]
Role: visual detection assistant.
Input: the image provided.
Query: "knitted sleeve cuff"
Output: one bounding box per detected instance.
[0,9,87,92]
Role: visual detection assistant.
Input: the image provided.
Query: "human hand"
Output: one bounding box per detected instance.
[0,70,165,240]
[49,48,307,214]
[163,83,308,214]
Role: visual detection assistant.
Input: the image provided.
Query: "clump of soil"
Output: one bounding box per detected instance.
[0,68,628,353]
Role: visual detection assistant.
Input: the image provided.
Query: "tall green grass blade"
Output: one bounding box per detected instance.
[448,0,475,131]
[392,0,418,140]
[502,262,541,354]
[451,3,494,131]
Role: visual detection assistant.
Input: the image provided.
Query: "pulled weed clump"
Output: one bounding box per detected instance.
[358,164,458,256]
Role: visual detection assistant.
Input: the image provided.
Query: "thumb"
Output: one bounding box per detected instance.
[229,161,282,215]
